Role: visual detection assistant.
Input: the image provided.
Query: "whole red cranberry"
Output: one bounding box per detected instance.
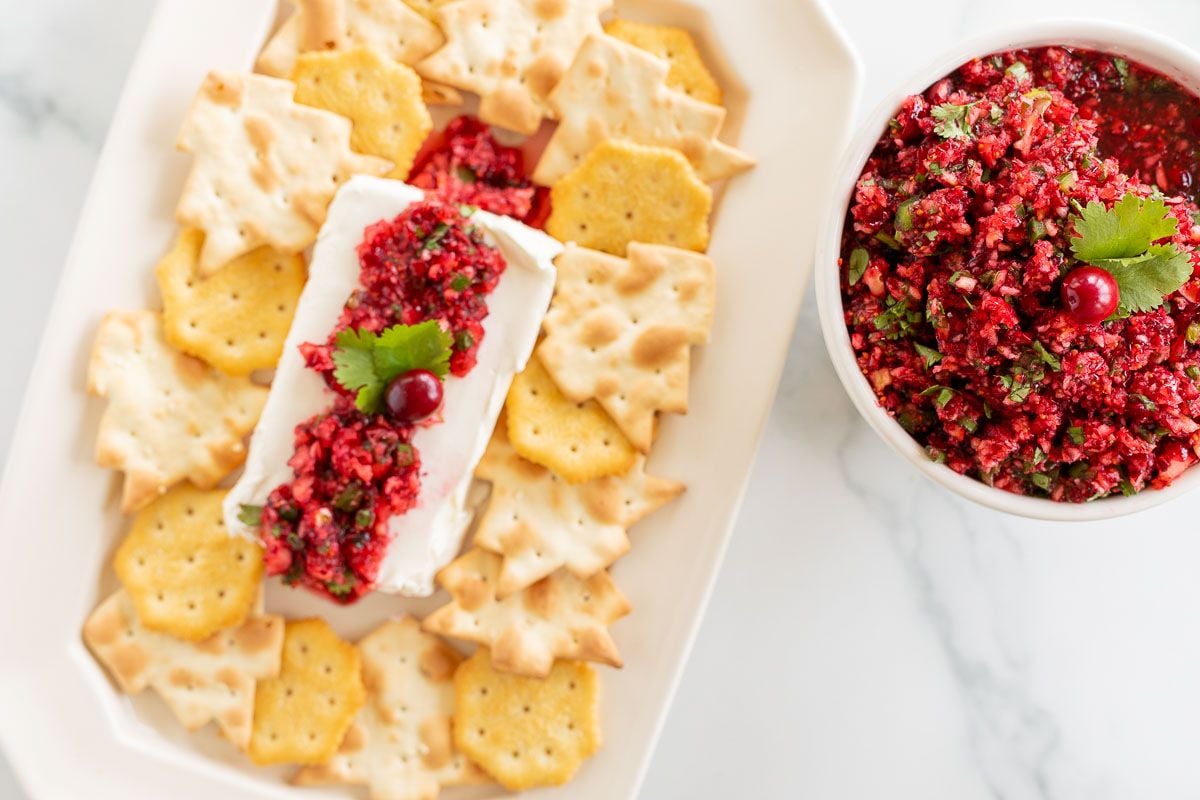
[384,369,443,423]
[1061,266,1119,323]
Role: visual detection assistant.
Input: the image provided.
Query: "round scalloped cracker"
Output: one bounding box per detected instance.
[604,19,723,106]
[157,228,306,376]
[546,140,712,256]
[113,484,264,642]
[292,46,433,179]
[248,618,366,765]
[453,648,600,791]
[505,356,636,483]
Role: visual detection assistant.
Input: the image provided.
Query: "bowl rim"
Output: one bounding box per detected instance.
[814,18,1200,522]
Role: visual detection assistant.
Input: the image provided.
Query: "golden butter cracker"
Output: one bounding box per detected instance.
[604,19,722,105]
[293,47,432,179]
[114,484,264,642]
[453,648,600,791]
[249,618,366,765]
[157,228,306,375]
[546,139,712,255]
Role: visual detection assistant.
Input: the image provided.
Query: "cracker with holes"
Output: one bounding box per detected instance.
[248,618,366,765]
[176,71,391,275]
[505,356,636,482]
[546,139,712,255]
[453,648,600,791]
[157,229,306,375]
[416,0,610,135]
[534,33,754,185]
[536,243,716,452]
[292,47,433,179]
[83,590,284,751]
[294,617,488,799]
[114,484,264,641]
[402,0,451,22]
[603,19,722,105]
[86,310,267,513]
[475,417,682,595]
[256,0,444,80]
[423,548,630,677]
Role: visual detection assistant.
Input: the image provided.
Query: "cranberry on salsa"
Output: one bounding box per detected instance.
[263,200,507,601]
[841,47,1200,502]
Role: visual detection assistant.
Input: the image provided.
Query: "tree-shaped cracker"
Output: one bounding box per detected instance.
[83,591,284,751]
[175,71,392,274]
[423,548,630,678]
[534,33,755,185]
[416,0,610,135]
[475,417,683,596]
[536,243,716,453]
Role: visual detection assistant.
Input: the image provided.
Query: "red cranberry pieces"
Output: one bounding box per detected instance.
[1061,266,1120,323]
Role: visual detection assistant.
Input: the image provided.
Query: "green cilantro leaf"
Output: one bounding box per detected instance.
[919,384,956,408]
[332,322,452,413]
[1032,340,1061,371]
[450,273,471,292]
[931,102,976,140]
[1066,425,1085,445]
[1091,244,1193,316]
[1029,472,1052,491]
[238,504,263,527]
[1070,194,1179,261]
[913,342,944,368]
[421,222,451,251]
[848,247,869,285]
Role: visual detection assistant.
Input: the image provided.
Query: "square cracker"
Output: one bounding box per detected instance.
[604,18,723,105]
[176,71,391,275]
[294,617,488,800]
[533,33,754,185]
[536,243,716,453]
[83,590,284,751]
[86,310,267,513]
[423,548,630,678]
[453,648,600,791]
[256,0,444,80]
[416,0,611,135]
[475,417,683,597]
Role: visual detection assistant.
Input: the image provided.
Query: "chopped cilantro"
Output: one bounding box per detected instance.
[1069,193,1188,316]
[326,577,358,597]
[928,161,944,176]
[332,482,364,512]
[1032,340,1061,371]
[919,384,956,408]
[1006,61,1030,82]
[237,504,263,527]
[931,102,976,140]
[332,322,452,413]
[894,197,918,231]
[1130,393,1157,411]
[355,507,375,529]
[1029,218,1048,242]
[1067,425,1085,445]
[1029,472,1052,491]
[913,342,944,368]
[421,222,451,251]
[874,231,901,250]
[450,273,471,292]
[1119,478,1136,496]
[872,297,923,339]
[848,247,870,285]
[1113,57,1130,83]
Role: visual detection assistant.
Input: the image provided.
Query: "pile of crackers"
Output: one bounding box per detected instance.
[82,0,751,796]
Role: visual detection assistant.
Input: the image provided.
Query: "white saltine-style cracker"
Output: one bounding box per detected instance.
[83,590,284,751]
[176,71,392,275]
[256,0,444,80]
[423,548,630,678]
[475,418,683,597]
[416,0,611,135]
[536,243,716,453]
[294,617,488,799]
[533,33,755,185]
[86,310,267,513]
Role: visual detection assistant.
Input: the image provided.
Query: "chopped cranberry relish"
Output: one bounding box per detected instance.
[409,115,549,225]
[842,47,1200,502]
[302,200,507,378]
[263,199,508,601]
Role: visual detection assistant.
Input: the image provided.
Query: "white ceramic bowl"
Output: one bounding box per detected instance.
[815,20,1200,521]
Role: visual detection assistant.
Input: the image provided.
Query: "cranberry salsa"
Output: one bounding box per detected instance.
[841,47,1200,502]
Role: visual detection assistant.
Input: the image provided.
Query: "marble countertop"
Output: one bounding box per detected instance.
[5,1,1200,798]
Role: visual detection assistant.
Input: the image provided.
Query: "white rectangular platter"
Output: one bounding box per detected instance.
[0,0,860,798]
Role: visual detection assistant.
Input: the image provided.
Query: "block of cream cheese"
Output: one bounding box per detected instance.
[224,176,560,596]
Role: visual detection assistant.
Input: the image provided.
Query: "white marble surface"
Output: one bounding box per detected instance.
[5,1,1200,798]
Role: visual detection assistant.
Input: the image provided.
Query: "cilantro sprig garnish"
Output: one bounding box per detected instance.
[1068,193,1190,317]
[931,101,976,140]
[332,321,452,413]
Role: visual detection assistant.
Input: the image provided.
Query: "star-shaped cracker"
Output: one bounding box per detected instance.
[423,548,630,678]
[83,590,284,751]
[294,618,488,799]
[176,71,392,275]
[416,0,611,135]
[536,243,715,453]
[86,311,268,513]
[533,33,755,185]
[256,0,444,80]
[475,418,683,596]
